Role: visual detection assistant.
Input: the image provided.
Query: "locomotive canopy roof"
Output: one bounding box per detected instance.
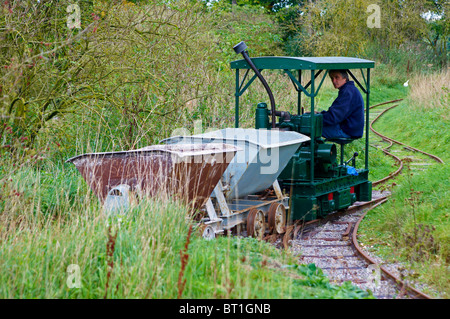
[231,54,375,173]
[230,56,375,70]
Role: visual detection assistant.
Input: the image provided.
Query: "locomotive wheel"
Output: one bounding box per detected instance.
[247,208,266,239]
[268,203,286,234]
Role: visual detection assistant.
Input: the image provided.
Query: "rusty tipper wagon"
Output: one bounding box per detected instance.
[163,128,310,239]
[67,143,239,213]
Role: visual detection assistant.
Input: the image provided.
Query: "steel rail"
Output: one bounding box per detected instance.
[369,99,404,109]
[352,200,433,299]
[293,196,433,299]
[369,104,404,186]
[370,103,445,164]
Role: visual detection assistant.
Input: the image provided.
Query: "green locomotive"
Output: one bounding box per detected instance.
[232,42,373,221]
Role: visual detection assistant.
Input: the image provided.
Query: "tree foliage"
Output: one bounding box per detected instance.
[421,0,449,67]
[209,1,284,62]
[294,0,373,56]
[279,0,448,67]
[1,0,288,168]
[0,0,222,155]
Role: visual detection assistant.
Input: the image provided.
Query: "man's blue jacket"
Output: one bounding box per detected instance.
[320,81,364,138]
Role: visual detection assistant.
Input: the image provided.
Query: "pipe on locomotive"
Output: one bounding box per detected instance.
[233,41,286,129]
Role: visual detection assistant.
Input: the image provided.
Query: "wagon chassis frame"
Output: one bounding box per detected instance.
[202,180,289,238]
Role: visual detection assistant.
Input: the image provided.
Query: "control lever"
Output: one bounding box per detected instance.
[345,152,359,166]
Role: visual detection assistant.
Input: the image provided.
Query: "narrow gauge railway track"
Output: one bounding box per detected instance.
[369,99,444,186]
[285,99,444,299]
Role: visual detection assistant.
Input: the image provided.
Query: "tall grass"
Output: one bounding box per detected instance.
[409,69,449,114]
[0,160,373,299]
[371,70,449,162]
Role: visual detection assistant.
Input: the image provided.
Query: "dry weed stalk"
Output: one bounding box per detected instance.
[177,224,193,299]
[104,225,118,299]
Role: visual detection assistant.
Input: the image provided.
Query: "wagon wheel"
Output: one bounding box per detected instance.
[268,203,286,234]
[247,208,266,239]
[201,225,216,240]
[197,224,216,240]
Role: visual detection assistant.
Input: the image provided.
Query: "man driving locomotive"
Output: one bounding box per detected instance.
[319,69,364,139]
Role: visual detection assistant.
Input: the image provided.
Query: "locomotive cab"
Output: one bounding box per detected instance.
[232,42,374,221]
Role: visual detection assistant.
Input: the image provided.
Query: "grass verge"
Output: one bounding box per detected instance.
[357,70,449,298]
